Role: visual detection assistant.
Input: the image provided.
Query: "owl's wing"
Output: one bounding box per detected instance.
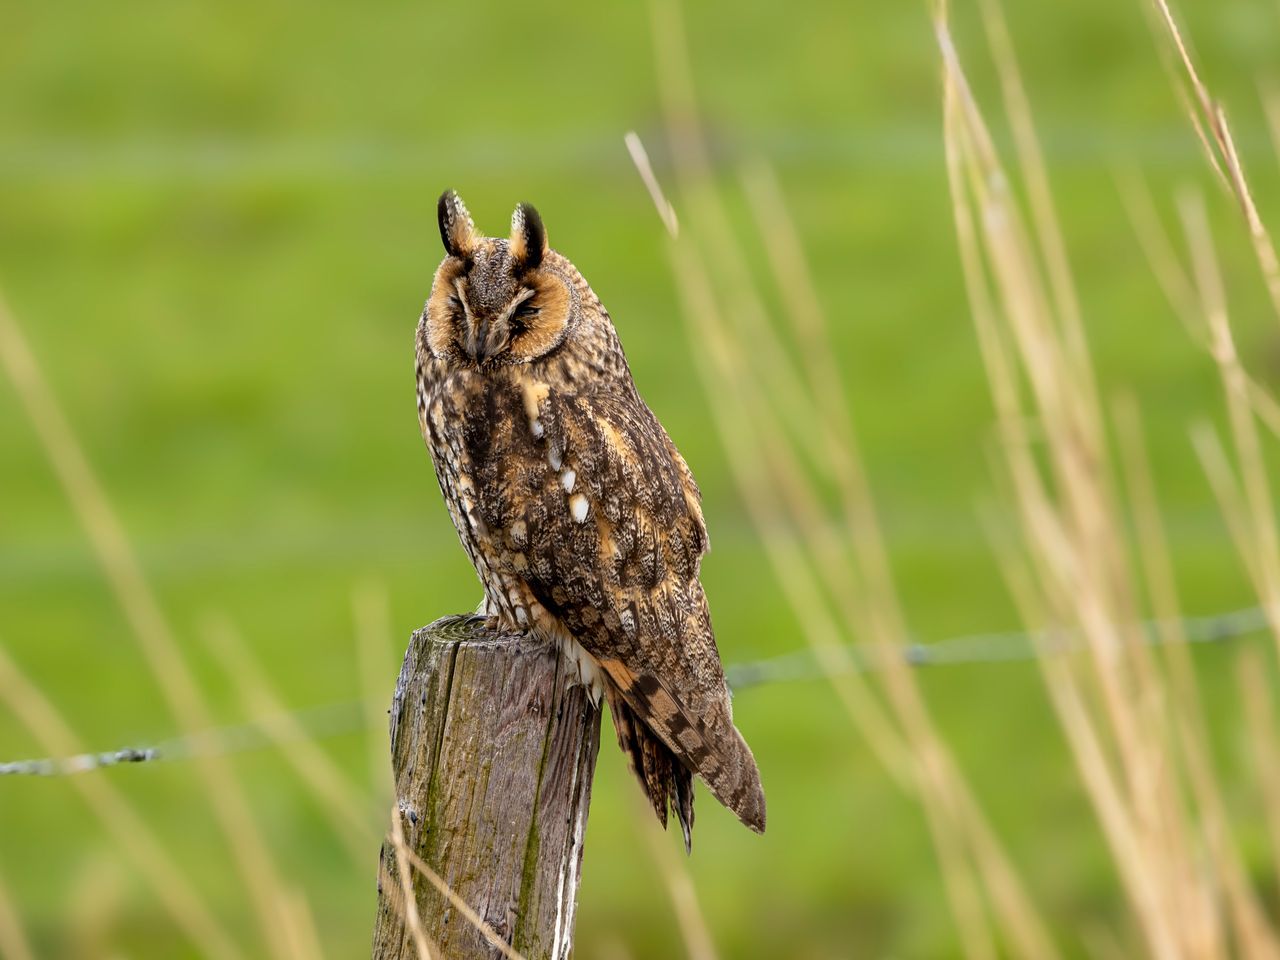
[505,377,765,833]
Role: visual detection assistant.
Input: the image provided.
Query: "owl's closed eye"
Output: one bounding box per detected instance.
[423,193,574,366]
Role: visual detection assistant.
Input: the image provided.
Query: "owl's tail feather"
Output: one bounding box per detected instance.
[701,721,767,836]
[607,690,695,853]
[605,674,767,847]
[605,666,767,838]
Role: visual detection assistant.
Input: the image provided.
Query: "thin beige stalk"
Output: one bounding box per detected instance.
[668,151,1007,959]
[943,13,1149,819]
[276,889,327,960]
[639,3,1060,947]
[1115,170,1206,345]
[200,619,558,958]
[624,131,679,239]
[1238,645,1280,917]
[389,810,436,960]
[647,0,856,485]
[1148,0,1280,323]
[0,644,243,960]
[1247,380,1280,440]
[660,242,910,785]
[0,292,292,960]
[0,865,34,960]
[666,249,996,960]
[1041,657,1178,960]
[1117,171,1280,442]
[936,6,1268,953]
[1261,82,1280,169]
[200,616,375,865]
[67,856,127,960]
[1179,192,1280,647]
[353,580,396,796]
[1116,397,1277,957]
[977,0,1100,434]
[1194,426,1261,590]
[985,504,1180,958]
[397,834,527,960]
[692,247,1034,957]
[636,798,719,960]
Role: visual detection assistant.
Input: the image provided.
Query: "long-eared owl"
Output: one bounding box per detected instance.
[415,190,765,848]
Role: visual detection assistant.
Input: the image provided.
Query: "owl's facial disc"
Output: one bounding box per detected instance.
[429,263,570,364]
[424,195,572,365]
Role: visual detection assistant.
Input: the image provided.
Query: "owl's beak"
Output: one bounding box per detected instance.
[465,317,509,361]
[463,318,486,360]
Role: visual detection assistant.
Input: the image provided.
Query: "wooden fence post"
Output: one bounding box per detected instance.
[370,615,603,960]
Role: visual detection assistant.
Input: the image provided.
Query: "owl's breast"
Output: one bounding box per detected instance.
[419,358,709,666]
[422,367,543,506]
[419,363,556,593]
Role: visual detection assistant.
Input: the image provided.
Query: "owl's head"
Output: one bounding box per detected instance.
[421,190,582,366]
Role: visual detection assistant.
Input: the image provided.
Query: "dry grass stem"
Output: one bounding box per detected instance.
[0,866,35,960]
[1247,380,1280,440]
[1238,646,1280,916]
[389,810,436,960]
[641,2,1056,952]
[6,0,1280,956]
[648,3,854,486]
[1179,193,1280,649]
[660,205,990,953]
[67,857,126,960]
[1119,400,1278,956]
[396,837,527,960]
[276,889,327,960]
[200,616,375,865]
[0,292,293,960]
[636,797,719,960]
[1116,170,1207,344]
[1261,82,1280,168]
[977,0,1099,428]
[1148,0,1280,323]
[1119,170,1280,444]
[944,9,1181,952]
[624,131,679,239]
[935,1,1280,953]
[662,240,910,784]
[0,643,244,960]
[353,580,396,797]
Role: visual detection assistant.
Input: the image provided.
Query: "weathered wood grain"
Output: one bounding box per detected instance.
[371,615,602,960]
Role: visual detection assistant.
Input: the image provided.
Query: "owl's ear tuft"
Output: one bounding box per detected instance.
[509,202,547,271]
[438,190,478,258]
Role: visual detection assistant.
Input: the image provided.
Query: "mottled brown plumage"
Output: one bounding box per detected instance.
[415,191,765,849]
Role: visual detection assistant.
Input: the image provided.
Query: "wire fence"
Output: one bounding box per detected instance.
[723,605,1268,688]
[0,605,1266,778]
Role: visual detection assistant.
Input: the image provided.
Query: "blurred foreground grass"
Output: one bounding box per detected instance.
[5,0,1280,957]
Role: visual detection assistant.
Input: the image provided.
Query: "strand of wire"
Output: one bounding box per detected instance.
[0,606,1264,777]
[724,604,1266,688]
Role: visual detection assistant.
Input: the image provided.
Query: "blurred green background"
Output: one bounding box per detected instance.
[4,1,1280,957]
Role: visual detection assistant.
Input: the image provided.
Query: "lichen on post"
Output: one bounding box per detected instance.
[370,615,602,960]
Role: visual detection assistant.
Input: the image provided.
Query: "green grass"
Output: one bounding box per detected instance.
[3,0,1280,956]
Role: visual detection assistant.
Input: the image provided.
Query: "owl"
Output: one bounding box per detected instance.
[415,190,765,849]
